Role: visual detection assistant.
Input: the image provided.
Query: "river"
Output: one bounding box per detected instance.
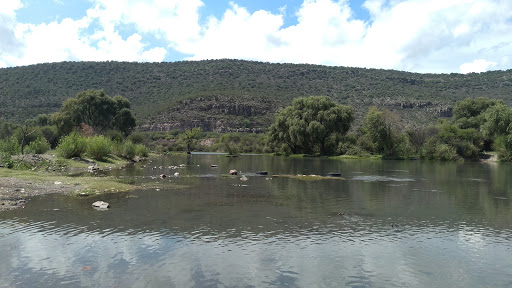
[1,155,511,287]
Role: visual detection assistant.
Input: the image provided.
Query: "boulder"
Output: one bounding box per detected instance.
[256,171,268,176]
[229,170,238,175]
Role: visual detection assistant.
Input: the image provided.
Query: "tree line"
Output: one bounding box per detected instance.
[266,96,512,160]
[2,90,512,162]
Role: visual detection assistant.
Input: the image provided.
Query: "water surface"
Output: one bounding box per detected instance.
[1,155,512,287]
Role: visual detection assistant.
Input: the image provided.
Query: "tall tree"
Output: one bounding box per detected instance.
[52,89,136,136]
[269,96,353,155]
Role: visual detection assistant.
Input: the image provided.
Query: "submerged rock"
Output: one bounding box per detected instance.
[328,172,342,177]
[256,171,268,176]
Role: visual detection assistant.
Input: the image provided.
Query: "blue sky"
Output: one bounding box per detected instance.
[2,0,512,73]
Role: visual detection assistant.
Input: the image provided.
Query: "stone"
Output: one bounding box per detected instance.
[229,170,238,175]
[92,201,109,209]
[88,166,99,173]
[327,172,342,177]
[256,171,268,176]
[240,175,248,181]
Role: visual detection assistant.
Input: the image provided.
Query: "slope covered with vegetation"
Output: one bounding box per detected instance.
[1,60,512,130]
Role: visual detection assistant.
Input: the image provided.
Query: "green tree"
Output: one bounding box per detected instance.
[52,89,136,136]
[269,96,353,155]
[453,97,500,129]
[361,107,405,157]
[481,103,512,138]
[179,128,202,154]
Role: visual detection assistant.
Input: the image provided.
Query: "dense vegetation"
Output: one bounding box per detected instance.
[2,60,512,131]
[0,90,148,167]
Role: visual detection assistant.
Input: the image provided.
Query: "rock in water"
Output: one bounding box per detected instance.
[229,170,238,175]
[256,171,268,176]
[240,175,248,181]
[92,201,109,209]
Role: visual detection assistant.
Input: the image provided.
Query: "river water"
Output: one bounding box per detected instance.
[1,155,511,287]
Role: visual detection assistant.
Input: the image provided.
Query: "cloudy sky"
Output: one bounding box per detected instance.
[1,0,511,73]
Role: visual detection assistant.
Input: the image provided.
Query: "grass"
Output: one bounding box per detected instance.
[0,168,138,195]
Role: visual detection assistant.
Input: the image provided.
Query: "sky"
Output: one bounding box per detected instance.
[1,0,512,74]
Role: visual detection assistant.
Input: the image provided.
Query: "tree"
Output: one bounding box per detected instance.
[453,97,500,129]
[179,128,202,154]
[481,103,512,138]
[269,96,353,155]
[361,107,394,156]
[52,89,136,136]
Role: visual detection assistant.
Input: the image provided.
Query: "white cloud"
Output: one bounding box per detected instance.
[1,0,512,73]
[459,59,497,74]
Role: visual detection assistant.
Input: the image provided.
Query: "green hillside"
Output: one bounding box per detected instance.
[1,59,512,131]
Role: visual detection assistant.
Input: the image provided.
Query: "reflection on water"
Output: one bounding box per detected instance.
[1,155,512,287]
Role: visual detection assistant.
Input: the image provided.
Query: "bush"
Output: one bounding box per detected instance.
[26,136,50,154]
[0,137,20,156]
[435,143,459,161]
[494,135,512,161]
[421,139,458,160]
[134,144,150,157]
[121,140,136,159]
[127,131,145,144]
[57,132,87,158]
[87,135,112,161]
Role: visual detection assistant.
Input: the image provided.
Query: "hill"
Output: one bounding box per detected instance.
[1,60,512,132]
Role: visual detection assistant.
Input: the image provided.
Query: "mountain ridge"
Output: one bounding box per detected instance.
[1,59,511,131]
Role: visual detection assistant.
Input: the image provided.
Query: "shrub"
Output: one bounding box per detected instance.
[494,135,512,161]
[57,132,87,158]
[134,144,150,157]
[127,131,145,144]
[0,137,20,156]
[87,135,112,161]
[26,136,50,154]
[435,143,458,161]
[121,140,136,159]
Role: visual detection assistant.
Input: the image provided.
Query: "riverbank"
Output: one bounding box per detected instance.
[0,153,144,211]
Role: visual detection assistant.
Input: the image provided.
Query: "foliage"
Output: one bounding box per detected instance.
[494,135,512,161]
[26,136,50,154]
[269,96,353,155]
[57,132,87,159]
[453,97,500,129]
[86,135,112,161]
[0,137,20,156]
[421,139,459,161]
[179,128,202,153]
[52,89,136,136]
[134,144,150,157]
[480,103,512,138]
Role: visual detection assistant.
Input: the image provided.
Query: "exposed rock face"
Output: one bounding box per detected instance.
[140,94,282,132]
